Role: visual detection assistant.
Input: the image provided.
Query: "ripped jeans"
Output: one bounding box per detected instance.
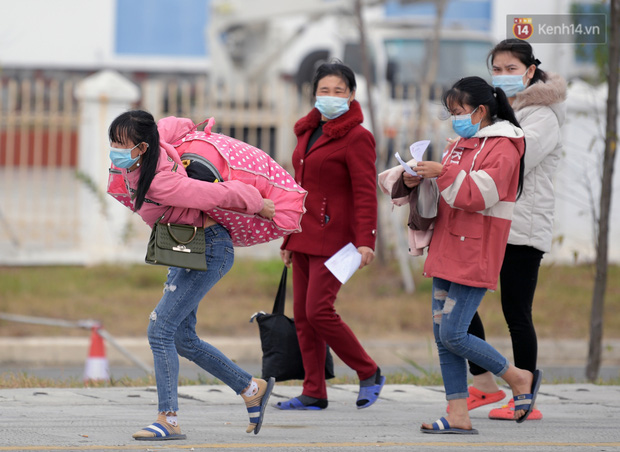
[432,278,509,400]
[148,224,252,413]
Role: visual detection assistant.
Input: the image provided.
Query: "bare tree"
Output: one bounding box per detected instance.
[353,0,391,265]
[414,0,446,142]
[586,0,619,381]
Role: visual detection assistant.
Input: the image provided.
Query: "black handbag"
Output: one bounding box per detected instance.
[145,210,207,271]
[251,266,335,382]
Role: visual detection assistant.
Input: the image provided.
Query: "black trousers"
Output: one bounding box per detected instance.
[468,244,544,375]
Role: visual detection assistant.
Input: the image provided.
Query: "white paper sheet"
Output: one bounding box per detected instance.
[395,140,431,176]
[395,152,418,176]
[411,140,430,160]
[324,242,362,284]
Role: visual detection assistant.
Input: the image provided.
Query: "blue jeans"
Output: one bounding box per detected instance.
[147,224,252,413]
[432,278,509,400]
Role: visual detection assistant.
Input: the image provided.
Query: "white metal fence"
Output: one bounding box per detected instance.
[0,71,436,265]
[2,71,617,265]
[0,77,82,263]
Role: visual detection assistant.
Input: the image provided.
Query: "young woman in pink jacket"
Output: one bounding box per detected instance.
[464,40,567,421]
[108,110,276,441]
[406,77,542,434]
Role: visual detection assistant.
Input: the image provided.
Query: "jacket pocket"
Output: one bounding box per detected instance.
[445,211,484,263]
[447,210,483,239]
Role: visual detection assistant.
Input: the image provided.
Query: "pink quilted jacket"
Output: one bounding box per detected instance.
[123,119,263,229]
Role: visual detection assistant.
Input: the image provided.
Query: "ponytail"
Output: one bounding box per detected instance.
[493,86,521,129]
[493,86,525,198]
[108,110,160,211]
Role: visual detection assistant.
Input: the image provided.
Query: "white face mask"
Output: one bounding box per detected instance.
[315,95,350,119]
[451,107,480,139]
[492,70,529,97]
[109,143,143,168]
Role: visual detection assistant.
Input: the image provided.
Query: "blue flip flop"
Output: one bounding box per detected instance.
[421,417,479,435]
[515,369,543,423]
[274,397,325,410]
[247,377,275,435]
[356,375,386,409]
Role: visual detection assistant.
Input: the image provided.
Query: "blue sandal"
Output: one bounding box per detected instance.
[421,417,479,435]
[356,375,386,409]
[274,397,326,410]
[244,377,275,435]
[132,414,186,441]
[515,369,543,423]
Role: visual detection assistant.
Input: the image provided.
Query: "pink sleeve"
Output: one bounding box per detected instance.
[148,172,264,214]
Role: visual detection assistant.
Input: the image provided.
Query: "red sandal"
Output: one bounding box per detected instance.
[489,395,543,420]
[446,386,506,413]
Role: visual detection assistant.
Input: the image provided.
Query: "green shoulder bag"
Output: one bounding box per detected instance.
[145,210,207,271]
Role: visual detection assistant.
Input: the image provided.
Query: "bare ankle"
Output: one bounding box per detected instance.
[472,372,500,393]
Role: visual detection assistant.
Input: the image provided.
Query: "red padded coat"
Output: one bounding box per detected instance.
[281,100,377,257]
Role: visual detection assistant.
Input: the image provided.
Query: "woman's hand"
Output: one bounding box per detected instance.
[414,161,443,179]
[258,199,275,219]
[403,173,423,188]
[358,246,375,269]
[280,249,292,268]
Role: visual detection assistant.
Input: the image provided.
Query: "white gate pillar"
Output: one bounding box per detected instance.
[74,70,140,264]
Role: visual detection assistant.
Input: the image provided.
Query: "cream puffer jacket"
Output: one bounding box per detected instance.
[508,72,567,253]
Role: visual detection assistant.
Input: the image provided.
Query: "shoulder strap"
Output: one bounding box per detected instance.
[155,206,173,226]
[271,266,288,315]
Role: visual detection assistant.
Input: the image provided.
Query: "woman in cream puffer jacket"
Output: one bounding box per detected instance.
[508,71,566,252]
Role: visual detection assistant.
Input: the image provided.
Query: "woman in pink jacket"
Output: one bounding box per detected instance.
[407,77,542,434]
[464,40,567,421]
[108,110,275,441]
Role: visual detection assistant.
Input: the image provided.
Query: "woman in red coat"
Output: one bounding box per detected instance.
[277,61,385,410]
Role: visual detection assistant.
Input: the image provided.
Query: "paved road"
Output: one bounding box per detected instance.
[2,336,620,451]
[1,383,620,451]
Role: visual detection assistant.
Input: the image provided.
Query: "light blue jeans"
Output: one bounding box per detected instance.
[432,278,509,400]
[147,224,252,413]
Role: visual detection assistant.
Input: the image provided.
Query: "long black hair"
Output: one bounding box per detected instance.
[488,38,547,85]
[108,110,160,212]
[441,76,524,197]
[311,60,357,96]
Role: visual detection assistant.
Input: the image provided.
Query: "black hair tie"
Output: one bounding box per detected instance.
[534,58,542,66]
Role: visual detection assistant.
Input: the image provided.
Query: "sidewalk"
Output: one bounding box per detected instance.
[1,383,620,451]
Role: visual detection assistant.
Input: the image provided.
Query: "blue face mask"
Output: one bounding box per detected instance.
[451,107,480,139]
[315,95,350,119]
[110,143,141,169]
[492,70,528,97]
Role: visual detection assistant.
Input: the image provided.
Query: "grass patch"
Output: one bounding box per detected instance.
[3,370,618,389]
[1,260,619,340]
[0,370,443,389]
[2,261,618,388]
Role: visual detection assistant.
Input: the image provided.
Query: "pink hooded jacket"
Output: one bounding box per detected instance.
[123,118,264,228]
[423,120,525,290]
